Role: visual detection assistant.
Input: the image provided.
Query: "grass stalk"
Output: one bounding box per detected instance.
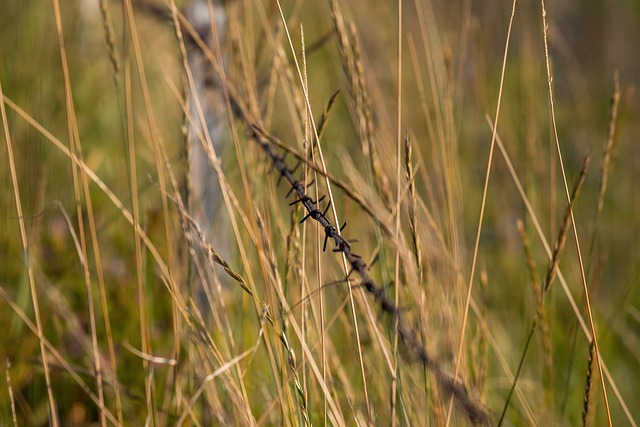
[538,3,612,423]
[498,154,590,425]
[1,34,60,427]
[448,0,518,424]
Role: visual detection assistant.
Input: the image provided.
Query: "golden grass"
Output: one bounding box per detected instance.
[1,0,638,426]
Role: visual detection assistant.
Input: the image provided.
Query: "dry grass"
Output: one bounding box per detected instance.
[1,0,639,426]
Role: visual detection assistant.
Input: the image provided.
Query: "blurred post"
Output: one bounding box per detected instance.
[185,0,233,308]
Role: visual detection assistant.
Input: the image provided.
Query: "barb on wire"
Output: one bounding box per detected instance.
[249,124,490,425]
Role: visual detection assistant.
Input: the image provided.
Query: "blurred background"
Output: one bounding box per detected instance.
[1,0,639,425]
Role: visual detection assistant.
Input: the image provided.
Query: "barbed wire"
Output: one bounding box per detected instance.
[249,124,489,425]
[56,2,493,424]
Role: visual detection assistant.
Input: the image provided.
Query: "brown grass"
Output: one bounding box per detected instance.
[1,0,639,426]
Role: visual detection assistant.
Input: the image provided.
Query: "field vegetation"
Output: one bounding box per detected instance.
[1,0,639,425]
